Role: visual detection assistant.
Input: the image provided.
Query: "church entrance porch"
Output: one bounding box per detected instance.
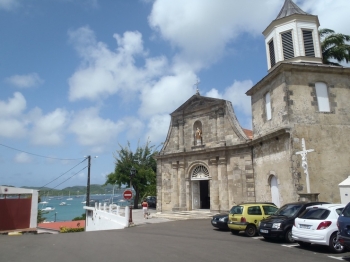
[192,180,210,209]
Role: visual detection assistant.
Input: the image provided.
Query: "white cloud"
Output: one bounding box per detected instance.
[14,152,32,163]
[0,118,27,138]
[0,92,26,117]
[148,0,281,68]
[300,0,350,35]
[68,26,168,102]
[205,80,252,116]
[5,73,44,88]
[205,89,222,99]
[205,80,253,128]
[0,0,19,11]
[223,80,253,116]
[145,114,171,146]
[30,108,69,146]
[69,107,125,149]
[139,71,197,117]
[0,92,27,138]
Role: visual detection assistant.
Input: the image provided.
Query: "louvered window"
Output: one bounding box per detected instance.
[269,40,276,67]
[303,30,315,57]
[281,31,294,60]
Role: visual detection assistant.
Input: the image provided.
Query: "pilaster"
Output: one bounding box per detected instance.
[218,156,229,211]
[209,157,219,212]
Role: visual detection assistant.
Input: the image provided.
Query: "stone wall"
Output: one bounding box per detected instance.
[253,133,294,206]
[157,145,253,212]
[291,125,350,203]
[250,63,350,205]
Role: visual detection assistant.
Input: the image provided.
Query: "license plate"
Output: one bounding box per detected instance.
[299,225,311,229]
[231,218,237,221]
[260,229,268,233]
[212,221,217,224]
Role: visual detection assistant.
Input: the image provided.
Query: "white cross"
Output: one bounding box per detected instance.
[194,79,200,95]
[295,138,314,193]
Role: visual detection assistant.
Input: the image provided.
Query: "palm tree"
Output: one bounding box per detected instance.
[319,28,350,66]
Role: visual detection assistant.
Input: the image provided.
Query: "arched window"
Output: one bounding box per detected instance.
[191,165,209,180]
[269,175,280,207]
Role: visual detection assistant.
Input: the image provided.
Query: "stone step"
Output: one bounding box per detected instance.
[154,211,215,220]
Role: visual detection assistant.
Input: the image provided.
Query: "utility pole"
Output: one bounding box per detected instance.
[86,155,91,207]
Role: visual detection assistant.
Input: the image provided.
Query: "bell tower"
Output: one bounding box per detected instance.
[263,0,322,71]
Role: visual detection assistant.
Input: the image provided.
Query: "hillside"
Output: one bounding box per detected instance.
[19,184,123,196]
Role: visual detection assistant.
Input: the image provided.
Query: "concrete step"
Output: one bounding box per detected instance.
[154,211,215,220]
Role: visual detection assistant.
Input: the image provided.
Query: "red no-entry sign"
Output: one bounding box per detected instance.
[123,189,133,200]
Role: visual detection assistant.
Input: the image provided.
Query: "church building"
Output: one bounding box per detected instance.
[156,0,350,212]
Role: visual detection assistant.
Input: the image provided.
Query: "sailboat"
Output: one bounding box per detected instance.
[66,191,73,201]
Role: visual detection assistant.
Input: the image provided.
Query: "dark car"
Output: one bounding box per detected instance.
[211,213,229,230]
[146,196,157,208]
[337,202,350,249]
[259,201,329,243]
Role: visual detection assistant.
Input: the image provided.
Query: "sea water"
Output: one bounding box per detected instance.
[39,194,130,222]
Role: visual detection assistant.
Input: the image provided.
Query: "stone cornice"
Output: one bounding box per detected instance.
[246,63,350,96]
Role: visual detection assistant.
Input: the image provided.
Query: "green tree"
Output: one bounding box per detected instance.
[105,140,157,209]
[320,28,350,66]
[72,213,86,221]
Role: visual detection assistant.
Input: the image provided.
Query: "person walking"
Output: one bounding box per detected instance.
[141,199,149,219]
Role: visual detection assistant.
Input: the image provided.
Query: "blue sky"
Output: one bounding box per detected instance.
[1,0,349,189]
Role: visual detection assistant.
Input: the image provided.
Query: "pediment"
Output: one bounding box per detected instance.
[171,95,224,116]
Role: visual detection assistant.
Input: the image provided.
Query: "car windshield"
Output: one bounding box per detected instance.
[300,208,330,220]
[342,204,350,217]
[230,206,243,214]
[274,204,302,217]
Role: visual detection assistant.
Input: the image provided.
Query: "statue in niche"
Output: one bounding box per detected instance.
[195,127,202,145]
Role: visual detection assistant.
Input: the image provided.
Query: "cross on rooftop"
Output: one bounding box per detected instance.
[194,79,200,95]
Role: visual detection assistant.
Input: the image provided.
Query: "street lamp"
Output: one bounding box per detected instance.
[112,181,118,204]
[129,166,136,224]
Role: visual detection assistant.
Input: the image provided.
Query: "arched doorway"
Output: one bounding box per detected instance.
[191,165,210,209]
[270,175,280,207]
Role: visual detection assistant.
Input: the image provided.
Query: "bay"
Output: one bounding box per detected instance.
[39,194,130,222]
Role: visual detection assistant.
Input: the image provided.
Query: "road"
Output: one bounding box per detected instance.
[1,219,350,262]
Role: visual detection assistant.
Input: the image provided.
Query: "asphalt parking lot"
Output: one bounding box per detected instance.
[2,219,350,262]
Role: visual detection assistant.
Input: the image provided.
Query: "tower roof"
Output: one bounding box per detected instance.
[276,0,309,20]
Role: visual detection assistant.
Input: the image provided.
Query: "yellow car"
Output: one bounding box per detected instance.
[227,202,278,237]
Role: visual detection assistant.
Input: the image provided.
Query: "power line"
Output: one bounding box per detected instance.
[51,166,88,190]
[0,143,85,161]
[39,166,88,197]
[38,158,88,191]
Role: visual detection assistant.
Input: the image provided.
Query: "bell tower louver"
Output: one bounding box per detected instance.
[263,0,322,71]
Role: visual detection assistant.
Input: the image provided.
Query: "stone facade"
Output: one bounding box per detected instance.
[247,63,350,206]
[156,95,254,212]
[156,0,350,211]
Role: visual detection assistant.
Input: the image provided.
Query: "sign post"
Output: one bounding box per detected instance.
[123,189,133,225]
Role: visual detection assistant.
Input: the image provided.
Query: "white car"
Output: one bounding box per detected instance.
[292,204,345,253]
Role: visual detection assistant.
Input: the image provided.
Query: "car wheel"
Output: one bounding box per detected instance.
[284,228,295,243]
[298,241,311,248]
[245,225,257,237]
[230,229,239,235]
[329,232,345,253]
